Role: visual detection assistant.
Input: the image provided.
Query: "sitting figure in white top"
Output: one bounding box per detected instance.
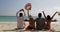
[16,9,26,30]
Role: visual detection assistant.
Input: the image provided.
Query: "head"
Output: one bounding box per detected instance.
[19,9,24,12]
[29,15,32,18]
[29,15,33,20]
[25,3,31,10]
[27,6,31,10]
[19,13,23,17]
[38,13,42,18]
[47,15,51,20]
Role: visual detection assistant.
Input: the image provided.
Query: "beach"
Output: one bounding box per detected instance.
[0,22,60,32]
[0,22,17,30]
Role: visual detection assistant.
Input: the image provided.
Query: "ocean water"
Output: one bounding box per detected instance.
[0,16,37,22]
[0,16,60,28]
[0,16,60,25]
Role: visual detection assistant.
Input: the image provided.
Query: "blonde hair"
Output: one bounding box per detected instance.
[29,15,32,18]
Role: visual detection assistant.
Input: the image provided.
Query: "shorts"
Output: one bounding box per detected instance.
[25,25,35,30]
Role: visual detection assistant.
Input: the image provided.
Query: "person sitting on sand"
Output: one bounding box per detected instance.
[25,15,35,30]
[35,13,46,30]
[16,9,26,30]
[42,11,58,30]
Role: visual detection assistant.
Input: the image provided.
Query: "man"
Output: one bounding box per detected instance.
[35,13,46,30]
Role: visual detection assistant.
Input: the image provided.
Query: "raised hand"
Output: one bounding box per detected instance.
[19,9,24,12]
[57,12,60,15]
[51,11,58,19]
[42,11,46,18]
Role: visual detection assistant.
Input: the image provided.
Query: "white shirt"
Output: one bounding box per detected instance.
[17,16,24,28]
[16,11,26,28]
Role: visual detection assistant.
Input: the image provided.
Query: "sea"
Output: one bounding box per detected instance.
[0,16,60,25]
[0,16,37,22]
[0,16,60,30]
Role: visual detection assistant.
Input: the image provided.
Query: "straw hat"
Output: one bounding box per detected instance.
[25,3,31,10]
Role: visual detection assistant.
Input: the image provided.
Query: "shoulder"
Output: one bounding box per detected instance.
[41,17,45,19]
[35,18,39,21]
[41,18,45,20]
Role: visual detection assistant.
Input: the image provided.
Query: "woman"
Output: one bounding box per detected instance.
[25,15,35,30]
[42,11,57,30]
[16,9,26,30]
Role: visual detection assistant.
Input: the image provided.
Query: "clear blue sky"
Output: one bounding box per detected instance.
[0,0,60,18]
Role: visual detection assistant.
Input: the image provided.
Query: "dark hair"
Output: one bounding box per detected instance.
[47,15,51,20]
[19,13,23,17]
[38,13,42,18]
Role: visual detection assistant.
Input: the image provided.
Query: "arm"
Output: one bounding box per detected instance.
[24,19,29,21]
[51,19,57,22]
[16,11,20,18]
[51,12,57,19]
[24,11,26,16]
[42,11,46,18]
[27,11,29,18]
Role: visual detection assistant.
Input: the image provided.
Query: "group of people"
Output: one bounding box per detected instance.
[16,9,58,31]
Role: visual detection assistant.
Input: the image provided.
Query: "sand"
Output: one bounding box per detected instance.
[0,22,60,32]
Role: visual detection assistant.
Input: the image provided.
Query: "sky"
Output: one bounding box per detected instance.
[0,0,60,18]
